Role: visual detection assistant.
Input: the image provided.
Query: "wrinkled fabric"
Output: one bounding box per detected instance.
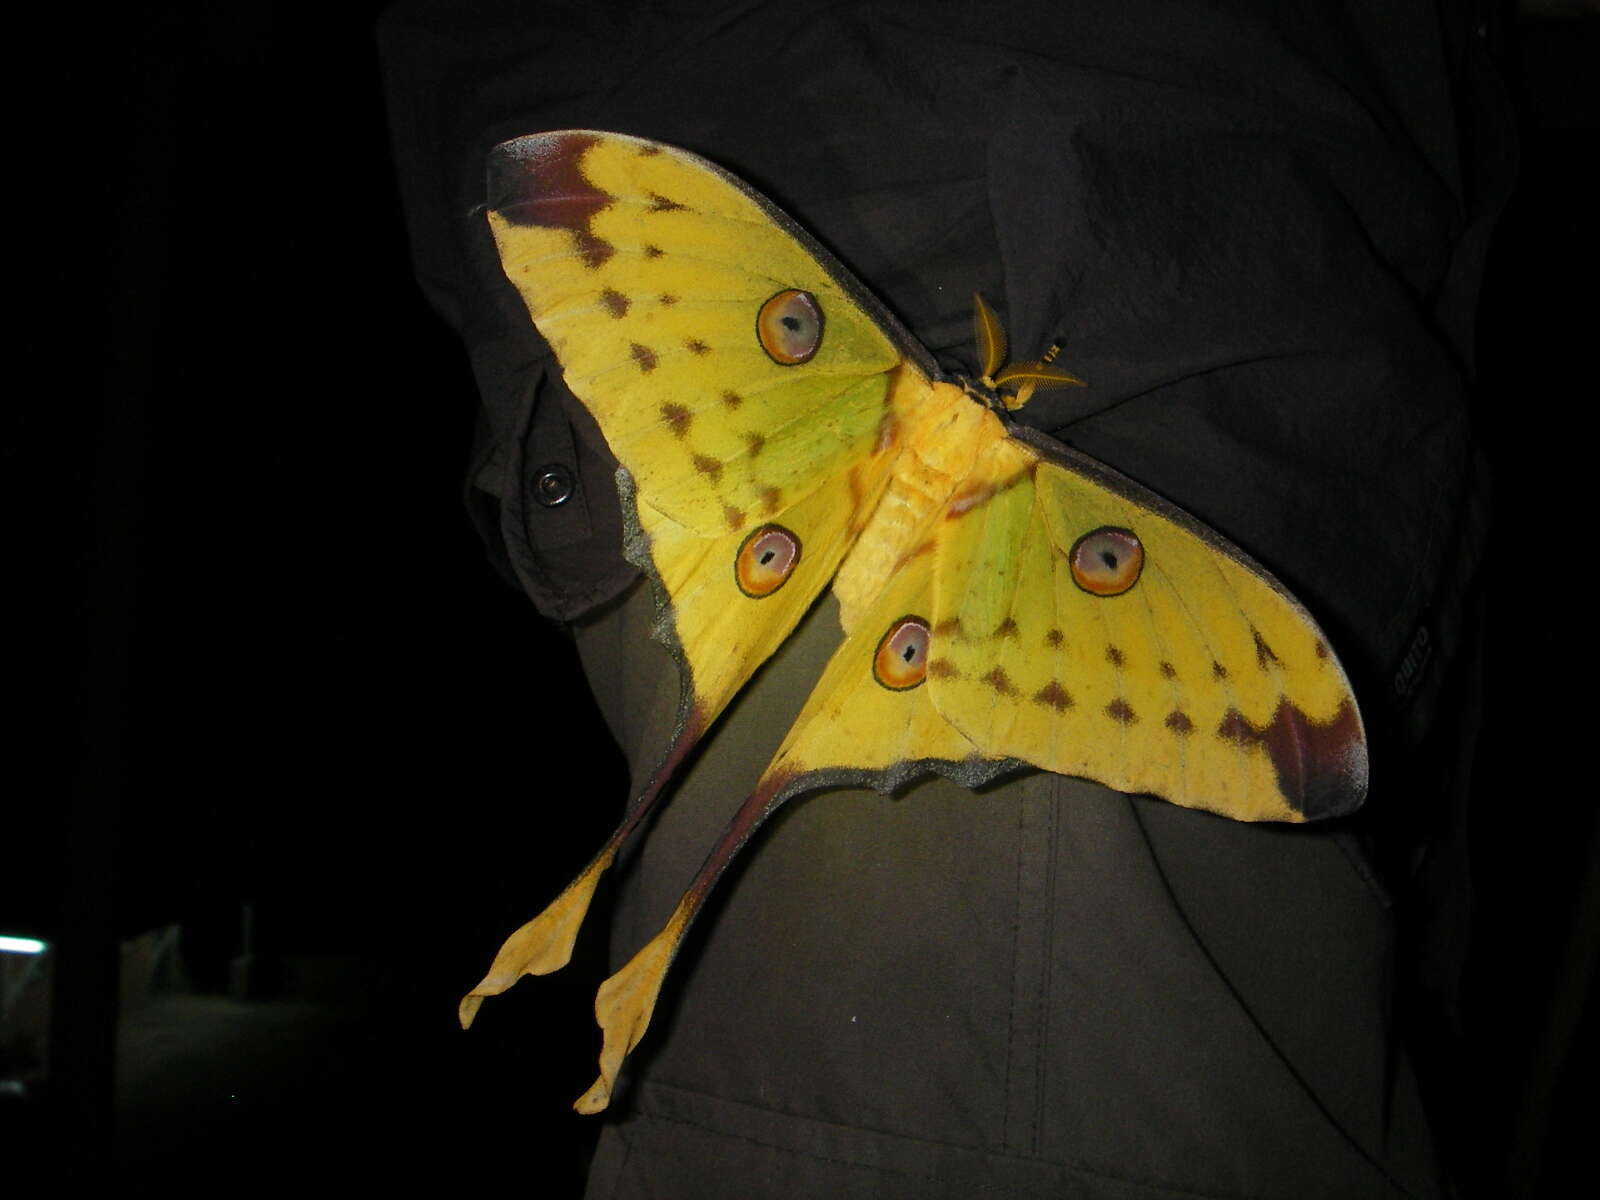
[571,584,1441,1198]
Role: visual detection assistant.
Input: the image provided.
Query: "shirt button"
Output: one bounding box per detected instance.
[533,463,575,507]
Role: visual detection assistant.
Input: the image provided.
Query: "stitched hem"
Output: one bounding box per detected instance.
[625,1081,1415,1200]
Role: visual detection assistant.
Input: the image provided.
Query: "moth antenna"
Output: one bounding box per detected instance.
[994,359,1087,410]
[971,292,1008,384]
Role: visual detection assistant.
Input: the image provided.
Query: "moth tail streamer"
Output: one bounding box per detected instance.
[458,850,613,1028]
[458,717,705,1029]
[574,768,798,1112]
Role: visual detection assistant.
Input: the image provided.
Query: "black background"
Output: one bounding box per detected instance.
[12,3,1597,1194]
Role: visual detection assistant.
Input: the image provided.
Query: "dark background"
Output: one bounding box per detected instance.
[9,3,1596,1194]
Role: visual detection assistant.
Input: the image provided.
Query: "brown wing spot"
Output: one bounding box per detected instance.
[489,132,615,269]
[995,617,1019,639]
[685,339,711,356]
[1217,710,1252,745]
[1045,629,1064,649]
[637,145,661,157]
[845,467,874,538]
[1212,661,1229,681]
[645,245,665,259]
[630,343,658,372]
[934,617,963,639]
[1252,628,1280,669]
[723,504,746,532]
[1165,710,1194,734]
[599,288,629,318]
[660,404,691,438]
[692,453,724,483]
[1215,699,1367,819]
[721,390,743,410]
[1106,699,1137,724]
[981,667,1019,697]
[1034,681,1074,711]
[658,293,677,306]
[947,480,997,519]
[648,192,686,213]
[1314,640,1329,659]
[758,486,783,515]
[947,467,1034,519]
[874,408,900,455]
[1159,661,1177,680]
[893,540,935,571]
[744,432,766,457]
[579,233,615,270]
[928,659,960,680]
[1105,645,1125,667]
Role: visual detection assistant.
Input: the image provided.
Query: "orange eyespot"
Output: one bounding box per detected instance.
[734,524,800,597]
[873,616,930,690]
[1070,527,1143,596]
[756,289,823,365]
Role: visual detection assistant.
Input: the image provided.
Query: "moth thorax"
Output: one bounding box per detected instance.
[959,375,1005,412]
[834,385,1002,632]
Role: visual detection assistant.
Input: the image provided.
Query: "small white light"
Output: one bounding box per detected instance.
[0,936,47,955]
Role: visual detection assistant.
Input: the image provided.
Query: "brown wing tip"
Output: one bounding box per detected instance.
[486,131,605,222]
[1222,699,1368,820]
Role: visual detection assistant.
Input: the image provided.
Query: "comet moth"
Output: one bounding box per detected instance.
[457,130,1368,1113]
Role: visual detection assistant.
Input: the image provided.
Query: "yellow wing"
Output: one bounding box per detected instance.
[484,130,936,738]
[461,131,939,1026]
[693,410,1366,825]
[462,130,1370,1113]
[927,427,1365,822]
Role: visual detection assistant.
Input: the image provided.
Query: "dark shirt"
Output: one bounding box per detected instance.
[380,2,1511,1193]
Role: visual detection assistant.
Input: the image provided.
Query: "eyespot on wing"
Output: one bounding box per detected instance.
[1069,527,1143,596]
[873,616,930,690]
[734,524,802,597]
[757,289,824,365]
